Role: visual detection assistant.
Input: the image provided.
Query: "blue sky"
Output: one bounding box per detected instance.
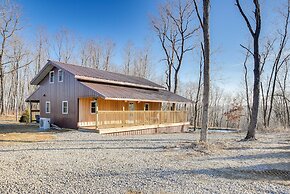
[16,0,284,92]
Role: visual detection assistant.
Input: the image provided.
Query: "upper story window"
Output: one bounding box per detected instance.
[58,69,63,82]
[144,103,149,111]
[62,101,68,114]
[91,101,96,114]
[49,71,54,83]
[45,101,51,113]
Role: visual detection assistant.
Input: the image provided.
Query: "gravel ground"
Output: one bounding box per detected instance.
[0,130,289,194]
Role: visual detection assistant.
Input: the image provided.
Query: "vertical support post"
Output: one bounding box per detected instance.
[143,104,145,125]
[173,103,176,123]
[95,98,99,131]
[29,101,32,123]
[122,104,125,127]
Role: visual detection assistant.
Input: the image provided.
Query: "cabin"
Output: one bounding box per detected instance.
[26,60,191,134]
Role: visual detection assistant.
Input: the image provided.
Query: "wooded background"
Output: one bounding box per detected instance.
[0,0,290,133]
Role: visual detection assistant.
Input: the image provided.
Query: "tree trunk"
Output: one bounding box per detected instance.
[194,58,202,131]
[236,0,261,140]
[245,35,260,140]
[200,0,210,142]
[0,49,4,115]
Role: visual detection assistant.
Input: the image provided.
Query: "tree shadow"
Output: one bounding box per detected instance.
[225,145,290,151]
[0,145,170,152]
[201,151,290,162]
[51,138,192,144]
[85,162,290,182]
[0,123,69,134]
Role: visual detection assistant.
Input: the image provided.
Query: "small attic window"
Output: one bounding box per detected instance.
[58,69,63,82]
[49,71,54,83]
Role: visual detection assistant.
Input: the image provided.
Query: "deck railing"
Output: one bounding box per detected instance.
[78,111,188,129]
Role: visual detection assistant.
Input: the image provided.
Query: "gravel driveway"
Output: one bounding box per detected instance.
[0,130,289,194]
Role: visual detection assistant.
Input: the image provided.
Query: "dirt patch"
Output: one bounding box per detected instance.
[0,120,57,145]
[0,119,39,133]
[0,115,20,122]
[0,133,55,145]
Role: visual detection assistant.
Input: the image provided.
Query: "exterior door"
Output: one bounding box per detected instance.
[128,102,135,124]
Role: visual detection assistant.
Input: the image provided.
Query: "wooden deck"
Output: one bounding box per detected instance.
[80,122,190,134]
[78,110,188,129]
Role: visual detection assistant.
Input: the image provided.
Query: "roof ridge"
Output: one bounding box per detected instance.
[48,60,157,84]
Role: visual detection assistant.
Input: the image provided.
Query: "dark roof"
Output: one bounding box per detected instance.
[80,81,191,103]
[29,60,191,103]
[31,60,165,90]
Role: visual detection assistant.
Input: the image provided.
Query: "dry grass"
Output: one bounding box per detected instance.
[0,119,55,145]
[0,115,20,122]
[0,133,55,144]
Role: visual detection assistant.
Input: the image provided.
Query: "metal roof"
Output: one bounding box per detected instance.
[29,60,191,103]
[80,81,191,103]
[31,60,165,90]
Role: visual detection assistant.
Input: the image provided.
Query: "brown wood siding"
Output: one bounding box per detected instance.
[78,97,161,123]
[36,67,99,129]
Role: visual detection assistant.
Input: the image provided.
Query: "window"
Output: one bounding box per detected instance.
[144,103,149,111]
[45,101,51,113]
[129,102,135,111]
[58,69,63,82]
[62,101,68,114]
[49,71,54,83]
[91,101,96,114]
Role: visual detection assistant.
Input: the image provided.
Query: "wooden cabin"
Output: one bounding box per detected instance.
[26,60,191,134]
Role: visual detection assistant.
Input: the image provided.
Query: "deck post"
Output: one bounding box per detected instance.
[173,103,177,122]
[95,98,99,131]
[143,105,145,125]
[29,101,32,123]
[122,104,125,127]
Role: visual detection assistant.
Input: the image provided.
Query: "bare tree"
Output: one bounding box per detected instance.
[54,28,75,63]
[123,41,134,75]
[152,4,176,92]
[276,60,290,128]
[102,40,115,71]
[7,37,32,120]
[166,0,199,93]
[152,0,198,93]
[265,2,290,127]
[34,28,49,74]
[236,0,261,140]
[80,39,102,69]
[193,50,203,131]
[0,0,21,115]
[194,0,210,142]
[242,48,251,123]
[259,39,277,127]
[132,43,152,79]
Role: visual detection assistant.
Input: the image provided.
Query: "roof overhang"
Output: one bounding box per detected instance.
[80,81,192,103]
[30,62,54,85]
[103,97,191,104]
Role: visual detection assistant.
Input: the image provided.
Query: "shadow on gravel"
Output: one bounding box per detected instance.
[261,146,290,150]
[87,162,290,182]
[51,138,191,143]
[202,151,290,161]
[225,145,290,151]
[193,162,290,181]
[0,145,173,152]
[137,163,289,182]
